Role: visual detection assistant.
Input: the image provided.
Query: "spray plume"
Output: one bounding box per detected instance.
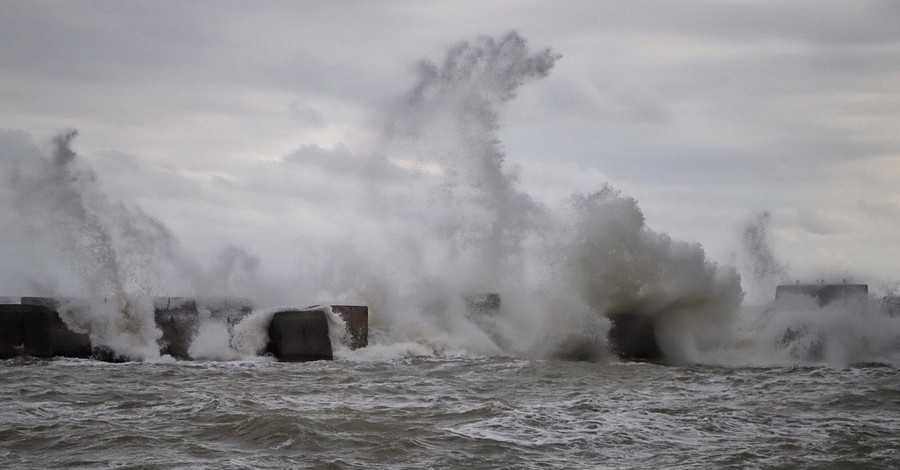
[4,32,894,366]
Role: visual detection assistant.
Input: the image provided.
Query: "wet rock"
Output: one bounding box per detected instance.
[267,310,333,362]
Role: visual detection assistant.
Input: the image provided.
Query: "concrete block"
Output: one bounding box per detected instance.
[13,298,91,358]
[267,310,333,362]
[153,297,253,359]
[48,315,91,358]
[607,312,662,361]
[153,297,199,360]
[331,305,368,349]
[775,284,868,306]
[0,304,56,359]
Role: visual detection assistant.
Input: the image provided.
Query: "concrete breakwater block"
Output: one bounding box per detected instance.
[330,305,368,349]
[153,297,253,360]
[607,312,662,361]
[153,298,199,360]
[0,305,56,358]
[267,310,333,362]
[4,296,363,362]
[10,296,253,361]
[775,284,868,306]
[1,300,92,359]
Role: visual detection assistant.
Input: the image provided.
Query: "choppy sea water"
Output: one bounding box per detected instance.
[2,357,898,469]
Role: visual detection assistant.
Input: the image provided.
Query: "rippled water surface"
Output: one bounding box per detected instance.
[2,357,898,469]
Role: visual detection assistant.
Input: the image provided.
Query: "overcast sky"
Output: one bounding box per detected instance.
[2,1,899,295]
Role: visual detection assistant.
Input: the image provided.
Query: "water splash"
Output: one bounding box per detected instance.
[1,32,896,367]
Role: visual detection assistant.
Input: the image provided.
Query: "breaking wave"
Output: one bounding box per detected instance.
[0,32,897,367]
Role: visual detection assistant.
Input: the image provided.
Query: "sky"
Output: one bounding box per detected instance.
[2,0,900,297]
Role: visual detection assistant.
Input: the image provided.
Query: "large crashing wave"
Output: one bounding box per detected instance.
[313,32,744,362]
[3,32,894,366]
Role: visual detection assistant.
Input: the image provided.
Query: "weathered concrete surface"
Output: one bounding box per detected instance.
[154,298,199,360]
[8,298,92,358]
[48,315,92,358]
[0,305,56,359]
[154,297,253,359]
[331,305,369,349]
[775,284,868,306]
[267,310,333,362]
[607,312,663,361]
[16,296,252,360]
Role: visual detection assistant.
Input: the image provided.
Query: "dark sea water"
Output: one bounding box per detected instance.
[2,357,898,469]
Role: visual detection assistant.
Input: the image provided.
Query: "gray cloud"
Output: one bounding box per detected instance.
[1,1,899,287]
[283,144,410,183]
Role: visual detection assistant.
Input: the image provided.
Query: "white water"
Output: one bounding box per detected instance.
[1,32,898,367]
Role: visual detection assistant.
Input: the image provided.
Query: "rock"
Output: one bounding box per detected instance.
[607,312,662,361]
[267,310,333,362]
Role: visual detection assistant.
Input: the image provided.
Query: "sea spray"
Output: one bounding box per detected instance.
[3,32,896,366]
[739,212,790,304]
[263,32,747,361]
[0,130,275,360]
[0,132,168,360]
[687,212,900,367]
[188,305,239,361]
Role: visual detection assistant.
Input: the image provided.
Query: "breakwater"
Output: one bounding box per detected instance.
[0,297,367,362]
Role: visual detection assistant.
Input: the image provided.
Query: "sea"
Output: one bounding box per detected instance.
[2,355,898,469]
